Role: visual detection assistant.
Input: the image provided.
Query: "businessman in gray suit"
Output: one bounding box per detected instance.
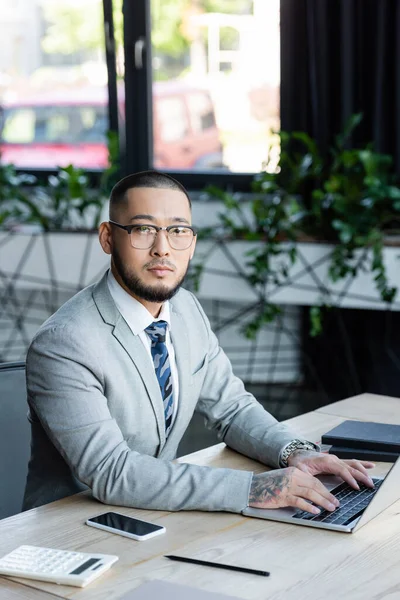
[24,171,375,514]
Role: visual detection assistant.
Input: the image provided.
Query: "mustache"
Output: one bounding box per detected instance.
[144,259,176,270]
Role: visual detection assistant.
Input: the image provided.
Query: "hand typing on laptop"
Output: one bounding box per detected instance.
[287,450,375,490]
[249,453,375,515]
[249,468,340,514]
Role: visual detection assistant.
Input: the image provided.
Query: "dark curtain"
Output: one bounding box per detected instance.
[280,0,400,402]
[280,0,400,173]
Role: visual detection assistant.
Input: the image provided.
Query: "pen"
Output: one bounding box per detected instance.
[164,554,270,577]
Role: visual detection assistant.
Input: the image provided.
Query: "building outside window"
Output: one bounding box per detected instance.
[0,0,279,176]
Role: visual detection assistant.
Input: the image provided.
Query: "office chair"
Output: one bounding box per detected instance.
[0,361,30,520]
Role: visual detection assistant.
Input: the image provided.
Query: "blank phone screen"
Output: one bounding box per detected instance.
[88,512,163,536]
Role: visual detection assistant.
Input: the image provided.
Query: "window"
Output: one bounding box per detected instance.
[150,0,280,174]
[0,0,107,170]
[1,0,280,189]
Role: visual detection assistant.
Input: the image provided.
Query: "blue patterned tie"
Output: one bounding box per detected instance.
[145,321,174,436]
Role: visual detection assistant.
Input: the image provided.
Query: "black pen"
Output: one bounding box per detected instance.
[164,554,269,577]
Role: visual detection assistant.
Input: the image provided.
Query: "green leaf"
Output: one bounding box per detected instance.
[332,219,345,231]
[387,186,400,200]
[310,306,323,337]
[335,113,363,148]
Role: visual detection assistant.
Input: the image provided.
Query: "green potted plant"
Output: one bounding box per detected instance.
[0,132,120,361]
[0,131,119,232]
[195,114,400,337]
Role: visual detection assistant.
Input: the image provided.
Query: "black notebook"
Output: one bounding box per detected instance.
[328,445,399,462]
[321,420,400,453]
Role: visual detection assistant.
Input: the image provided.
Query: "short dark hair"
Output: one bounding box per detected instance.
[109,170,191,218]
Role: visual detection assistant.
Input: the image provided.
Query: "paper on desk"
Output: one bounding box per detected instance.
[120,579,242,600]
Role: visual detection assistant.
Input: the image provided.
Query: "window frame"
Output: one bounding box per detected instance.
[8,0,257,192]
[121,0,255,190]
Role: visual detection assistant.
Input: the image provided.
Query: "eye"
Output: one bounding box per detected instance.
[169,226,191,236]
[134,225,154,234]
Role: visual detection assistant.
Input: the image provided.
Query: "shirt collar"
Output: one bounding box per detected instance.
[107,270,171,336]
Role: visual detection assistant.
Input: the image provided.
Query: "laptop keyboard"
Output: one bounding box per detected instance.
[292,477,383,526]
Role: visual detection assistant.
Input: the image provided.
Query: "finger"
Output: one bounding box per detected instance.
[346,460,372,476]
[294,470,340,505]
[331,462,375,489]
[296,484,338,512]
[328,463,361,490]
[287,495,321,515]
[294,472,340,508]
[311,456,371,489]
[300,456,375,490]
[347,460,372,481]
[347,466,375,488]
[344,459,376,481]
[293,469,340,510]
[360,461,375,469]
[343,459,375,469]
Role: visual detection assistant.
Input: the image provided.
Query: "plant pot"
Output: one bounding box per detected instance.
[193,239,400,311]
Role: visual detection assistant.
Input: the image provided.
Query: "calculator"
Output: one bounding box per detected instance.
[0,545,119,587]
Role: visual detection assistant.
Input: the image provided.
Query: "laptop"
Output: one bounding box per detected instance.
[242,456,400,533]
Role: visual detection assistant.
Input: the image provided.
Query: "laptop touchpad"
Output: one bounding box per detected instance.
[316,474,344,491]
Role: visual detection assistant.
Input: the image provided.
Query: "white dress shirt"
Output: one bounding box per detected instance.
[107,270,179,427]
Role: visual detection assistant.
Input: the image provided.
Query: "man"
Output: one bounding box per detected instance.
[24,170,374,515]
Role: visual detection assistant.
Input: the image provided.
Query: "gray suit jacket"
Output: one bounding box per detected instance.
[24,272,299,513]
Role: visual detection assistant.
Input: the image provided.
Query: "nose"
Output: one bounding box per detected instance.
[150,229,170,257]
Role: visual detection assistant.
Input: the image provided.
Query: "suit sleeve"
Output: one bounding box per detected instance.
[26,323,252,513]
[190,294,302,468]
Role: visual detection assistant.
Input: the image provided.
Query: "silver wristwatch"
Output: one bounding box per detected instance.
[279,439,320,468]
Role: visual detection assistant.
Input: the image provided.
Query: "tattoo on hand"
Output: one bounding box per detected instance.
[249,471,291,504]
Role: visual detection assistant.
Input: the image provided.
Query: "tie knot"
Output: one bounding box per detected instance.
[145,320,168,343]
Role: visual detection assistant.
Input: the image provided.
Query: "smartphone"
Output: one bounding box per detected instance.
[86,511,166,541]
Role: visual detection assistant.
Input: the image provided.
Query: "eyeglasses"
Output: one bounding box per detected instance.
[109,220,197,250]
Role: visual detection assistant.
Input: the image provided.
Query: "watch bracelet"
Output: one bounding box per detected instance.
[280,439,319,468]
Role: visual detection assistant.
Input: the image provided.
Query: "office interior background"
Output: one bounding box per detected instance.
[1,0,400,494]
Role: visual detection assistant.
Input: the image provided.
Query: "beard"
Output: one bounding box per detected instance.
[112,246,189,303]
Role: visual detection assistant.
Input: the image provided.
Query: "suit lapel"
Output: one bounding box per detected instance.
[92,273,166,451]
[112,318,166,450]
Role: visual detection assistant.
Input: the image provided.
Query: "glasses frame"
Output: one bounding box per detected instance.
[109,220,197,250]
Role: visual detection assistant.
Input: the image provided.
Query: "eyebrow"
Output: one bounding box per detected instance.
[129,214,191,225]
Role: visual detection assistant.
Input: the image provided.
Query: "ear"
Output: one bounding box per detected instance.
[99,222,113,255]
